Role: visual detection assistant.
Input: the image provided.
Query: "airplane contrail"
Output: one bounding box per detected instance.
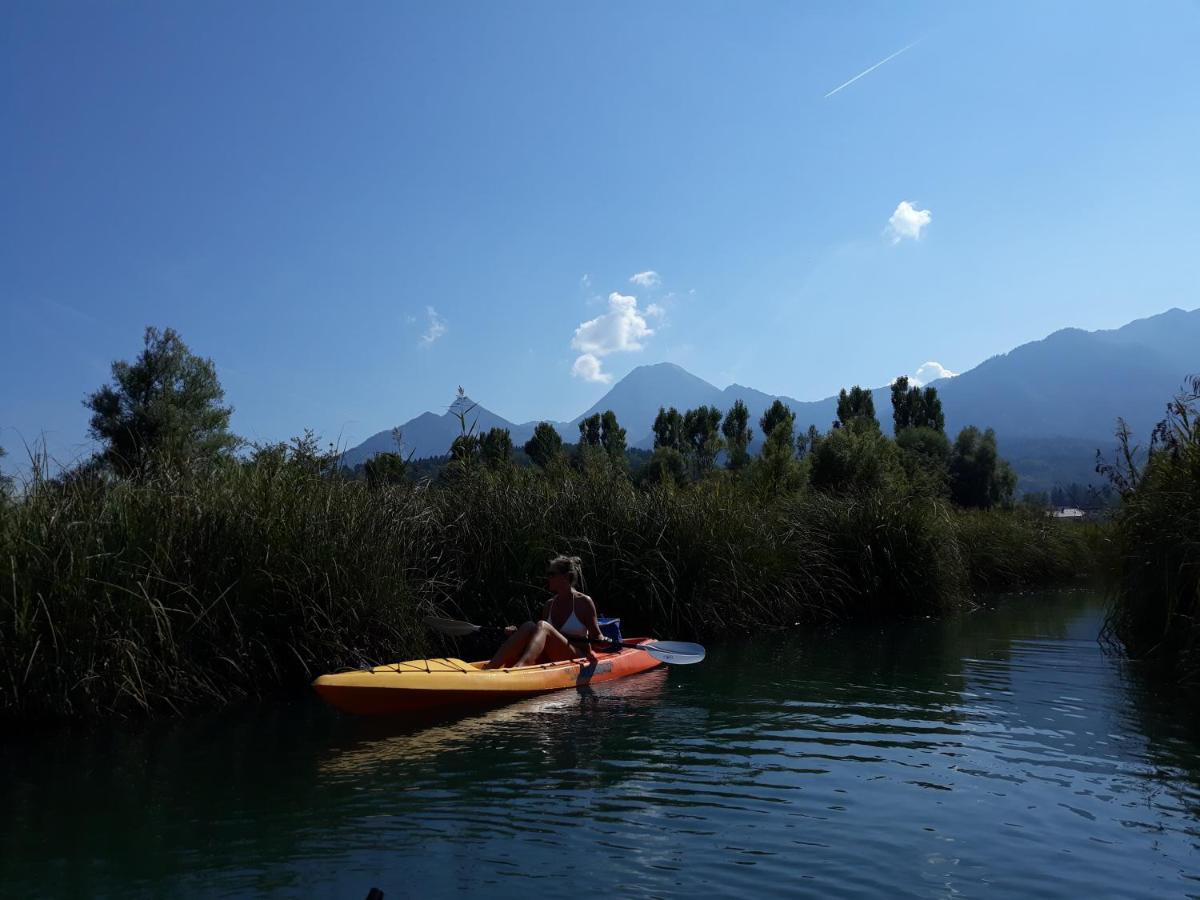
[824,39,922,99]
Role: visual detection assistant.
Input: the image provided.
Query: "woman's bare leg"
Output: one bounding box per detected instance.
[484,621,537,669]
[515,622,580,667]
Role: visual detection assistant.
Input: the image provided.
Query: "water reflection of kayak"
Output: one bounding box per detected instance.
[320,668,668,776]
[312,638,664,717]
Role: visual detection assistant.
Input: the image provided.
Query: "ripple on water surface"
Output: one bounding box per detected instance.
[2,590,1199,898]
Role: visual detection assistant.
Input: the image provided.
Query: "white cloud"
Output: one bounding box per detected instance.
[572,353,612,383]
[886,201,932,243]
[419,306,447,347]
[645,303,666,319]
[570,291,658,382]
[580,273,592,288]
[911,361,957,386]
[572,292,654,356]
[629,270,661,288]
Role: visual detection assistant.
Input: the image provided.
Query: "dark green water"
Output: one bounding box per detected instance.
[4,590,1199,898]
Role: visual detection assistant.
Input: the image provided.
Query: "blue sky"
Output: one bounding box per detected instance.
[4,1,1200,469]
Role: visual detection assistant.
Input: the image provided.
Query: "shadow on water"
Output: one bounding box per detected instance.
[3,589,1200,898]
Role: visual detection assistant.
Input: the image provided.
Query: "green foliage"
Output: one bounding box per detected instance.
[795,488,966,616]
[1020,491,1051,510]
[577,411,628,473]
[891,377,946,433]
[481,427,515,469]
[363,452,407,487]
[1102,377,1200,686]
[754,401,800,498]
[721,400,753,472]
[640,446,688,487]
[653,407,684,452]
[895,426,951,496]
[955,506,1096,591]
[796,424,820,459]
[754,420,801,499]
[0,446,11,500]
[836,385,878,430]
[682,405,724,478]
[1049,483,1116,509]
[523,422,565,469]
[85,326,238,475]
[810,419,905,494]
[578,413,603,447]
[599,410,628,467]
[362,427,410,486]
[0,450,1094,722]
[449,433,480,465]
[759,399,795,439]
[949,426,1016,509]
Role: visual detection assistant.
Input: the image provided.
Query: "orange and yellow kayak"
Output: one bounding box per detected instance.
[312,638,663,716]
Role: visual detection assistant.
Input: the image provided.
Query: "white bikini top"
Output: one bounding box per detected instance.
[555,602,588,637]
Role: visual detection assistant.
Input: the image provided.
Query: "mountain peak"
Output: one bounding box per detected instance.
[624,361,691,378]
[448,394,477,416]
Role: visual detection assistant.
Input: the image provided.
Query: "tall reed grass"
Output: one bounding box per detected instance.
[1,458,1095,722]
[1103,377,1200,686]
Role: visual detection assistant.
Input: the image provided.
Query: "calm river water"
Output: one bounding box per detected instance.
[3,590,1199,898]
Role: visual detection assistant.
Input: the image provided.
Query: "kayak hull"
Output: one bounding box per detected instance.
[312,638,663,716]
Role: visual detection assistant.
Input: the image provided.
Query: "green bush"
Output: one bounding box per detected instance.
[809,420,905,494]
[1103,378,1200,685]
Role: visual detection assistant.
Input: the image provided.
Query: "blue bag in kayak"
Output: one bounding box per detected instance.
[598,617,623,649]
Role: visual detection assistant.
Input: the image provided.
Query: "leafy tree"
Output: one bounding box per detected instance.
[721,400,753,471]
[755,400,799,497]
[918,387,945,433]
[891,376,912,432]
[577,411,627,473]
[85,326,237,474]
[363,452,408,487]
[796,424,821,459]
[891,377,945,433]
[599,410,627,467]
[836,385,878,431]
[249,429,340,477]
[949,426,1016,509]
[481,427,514,469]
[578,413,603,448]
[759,400,795,440]
[640,446,687,487]
[653,407,684,452]
[895,426,951,496]
[810,422,904,493]
[683,405,724,477]
[524,422,565,469]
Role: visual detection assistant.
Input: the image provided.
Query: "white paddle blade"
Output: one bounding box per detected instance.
[423,615,482,637]
[640,640,705,665]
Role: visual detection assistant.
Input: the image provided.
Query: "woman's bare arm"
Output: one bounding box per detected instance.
[578,594,603,640]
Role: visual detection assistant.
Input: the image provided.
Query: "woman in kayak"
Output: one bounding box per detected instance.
[484,555,603,669]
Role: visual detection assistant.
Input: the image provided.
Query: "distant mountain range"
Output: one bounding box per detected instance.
[342,307,1199,494]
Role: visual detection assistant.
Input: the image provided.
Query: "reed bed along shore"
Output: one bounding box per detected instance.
[1,459,1095,723]
[1103,378,1200,688]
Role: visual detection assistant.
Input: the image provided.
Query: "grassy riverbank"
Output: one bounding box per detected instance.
[1,458,1096,723]
[1104,378,1200,687]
